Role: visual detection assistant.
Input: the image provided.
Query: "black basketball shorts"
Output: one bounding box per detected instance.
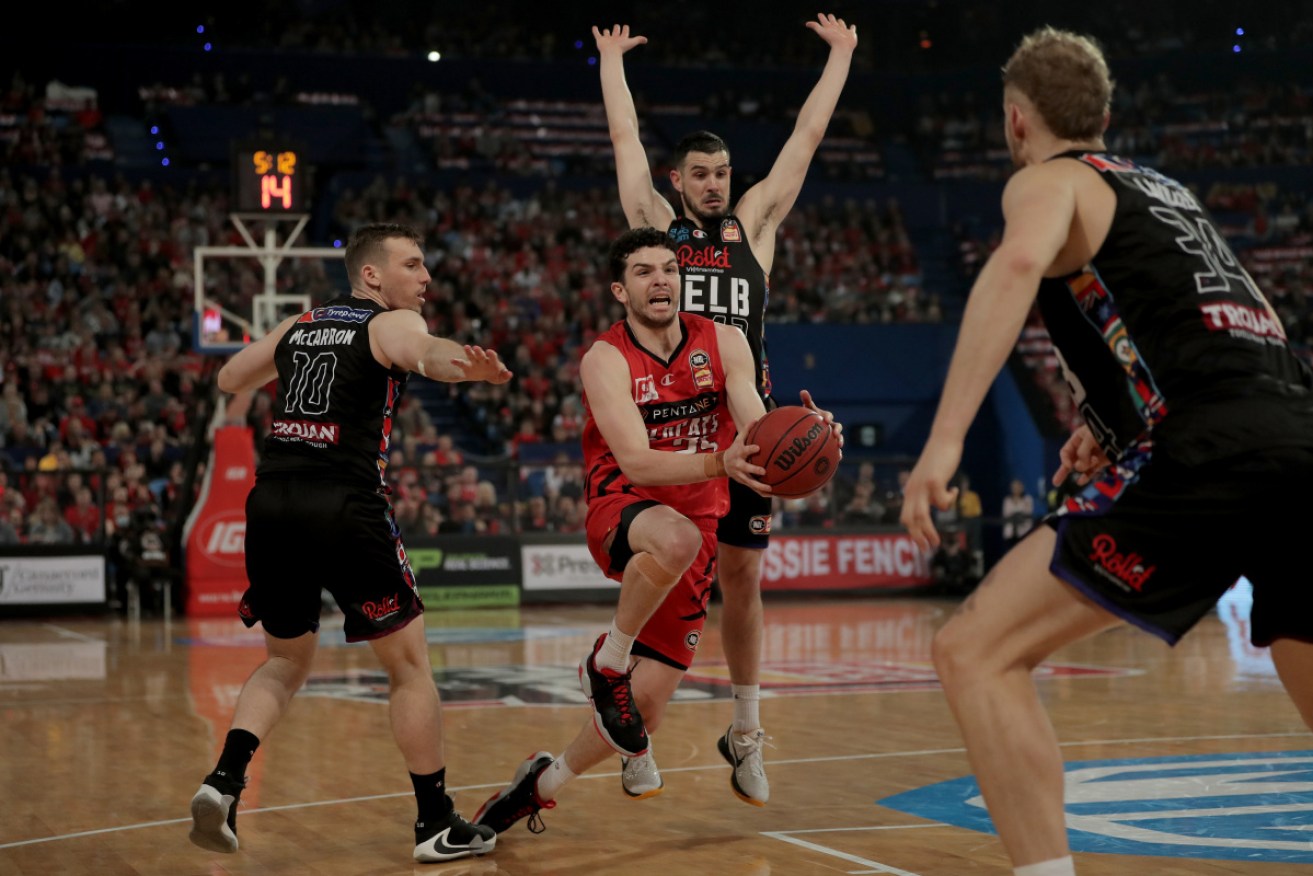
[1045,442,1313,647]
[239,477,423,642]
[717,393,776,550]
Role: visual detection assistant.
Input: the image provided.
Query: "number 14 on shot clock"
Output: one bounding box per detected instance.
[233,140,309,213]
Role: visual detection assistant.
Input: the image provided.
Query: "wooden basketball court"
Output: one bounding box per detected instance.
[2,587,1309,875]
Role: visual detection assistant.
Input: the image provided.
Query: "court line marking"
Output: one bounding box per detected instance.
[0,731,1306,850]
[40,624,102,643]
[762,830,929,876]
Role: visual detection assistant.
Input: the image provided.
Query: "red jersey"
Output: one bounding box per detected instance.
[582,313,736,523]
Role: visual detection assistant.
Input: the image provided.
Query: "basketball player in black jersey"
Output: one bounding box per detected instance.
[189,223,511,864]
[594,12,856,806]
[901,29,1313,876]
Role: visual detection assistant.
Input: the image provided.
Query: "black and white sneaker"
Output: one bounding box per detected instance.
[189,770,246,853]
[413,806,497,863]
[578,634,648,757]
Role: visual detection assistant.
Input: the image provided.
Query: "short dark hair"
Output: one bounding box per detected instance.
[608,227,675,283]
[672,130,730,168]
[344,222,422,280]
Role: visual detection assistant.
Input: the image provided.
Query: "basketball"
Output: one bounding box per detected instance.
[744,405,841,498]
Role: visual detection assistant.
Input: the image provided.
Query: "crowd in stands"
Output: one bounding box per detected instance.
[3,4,1311,575]
[918,72,1313,182]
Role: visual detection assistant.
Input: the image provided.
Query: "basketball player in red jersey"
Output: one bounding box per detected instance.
[474,228,836,836]
[594,12,857,805]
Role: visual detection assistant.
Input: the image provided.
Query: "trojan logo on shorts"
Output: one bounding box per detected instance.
[1088,533,1156,592]
[880,750,1313,865]
[720,219,741,242]
[749,515,772,535]
[634,375,659,403]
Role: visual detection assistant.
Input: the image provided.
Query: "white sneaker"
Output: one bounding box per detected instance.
[718,726,771,806]
[620,742,664,799]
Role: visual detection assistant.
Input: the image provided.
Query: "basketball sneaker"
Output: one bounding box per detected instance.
[620,743,664,799]
[472,751,556,835]
[718,726,772,806]
[578,634,648,757]
[413,804,497,863]
[188,770,245,853]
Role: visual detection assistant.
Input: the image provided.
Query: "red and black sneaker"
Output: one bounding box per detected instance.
[472,751,557,835]
[578,634,649,757]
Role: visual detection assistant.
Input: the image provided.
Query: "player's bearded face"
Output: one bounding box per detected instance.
[677,152,731,223]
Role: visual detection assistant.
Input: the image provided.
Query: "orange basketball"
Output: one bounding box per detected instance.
[744,405,841,498]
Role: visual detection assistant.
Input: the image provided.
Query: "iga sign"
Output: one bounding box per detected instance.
[761,533,934,591]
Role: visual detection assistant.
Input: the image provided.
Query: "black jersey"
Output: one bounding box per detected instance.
[668,215,771,398]
[1037,151,1313,465]
[257,296,408,489]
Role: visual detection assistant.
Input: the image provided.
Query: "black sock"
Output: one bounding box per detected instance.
[213,728,260,786]
[410,767,453,828]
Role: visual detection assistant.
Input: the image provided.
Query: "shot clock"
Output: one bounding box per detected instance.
[232,140,309,213]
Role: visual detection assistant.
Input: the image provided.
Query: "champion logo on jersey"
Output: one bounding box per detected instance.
[661,373,677,386]
[721,219,741,242]
[693,228,707,239]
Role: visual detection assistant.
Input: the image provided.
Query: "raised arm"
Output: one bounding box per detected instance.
[736,13,857,259]
[594,24,677,230]
[216,314,299,394]
[370,309,513,384]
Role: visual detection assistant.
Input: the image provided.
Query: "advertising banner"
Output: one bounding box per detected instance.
[183,424,257,616]
[0,555,105,607]
[407,534,521,608]
[521,538,618,596]
[761,532,935,591]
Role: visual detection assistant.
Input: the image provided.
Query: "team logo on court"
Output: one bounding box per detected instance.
[720,219,741,242]
[880,750,1313,864]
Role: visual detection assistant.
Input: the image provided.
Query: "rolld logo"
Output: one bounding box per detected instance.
[773,421,825,472]
[1089,533,1156,591]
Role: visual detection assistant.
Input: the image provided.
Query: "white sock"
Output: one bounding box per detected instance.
[596,623,635,674]
[731,684,760,732]
[535,756,577,801]
[1014,857,1076,876]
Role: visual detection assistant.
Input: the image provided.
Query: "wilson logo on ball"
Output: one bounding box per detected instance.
[773,421,826,471]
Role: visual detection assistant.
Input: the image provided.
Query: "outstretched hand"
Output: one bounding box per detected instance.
[451,345,512,385]
[593,24,647,55]
[805,13,858,52]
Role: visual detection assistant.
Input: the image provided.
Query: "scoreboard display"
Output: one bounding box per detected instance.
[232,141,308,213]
